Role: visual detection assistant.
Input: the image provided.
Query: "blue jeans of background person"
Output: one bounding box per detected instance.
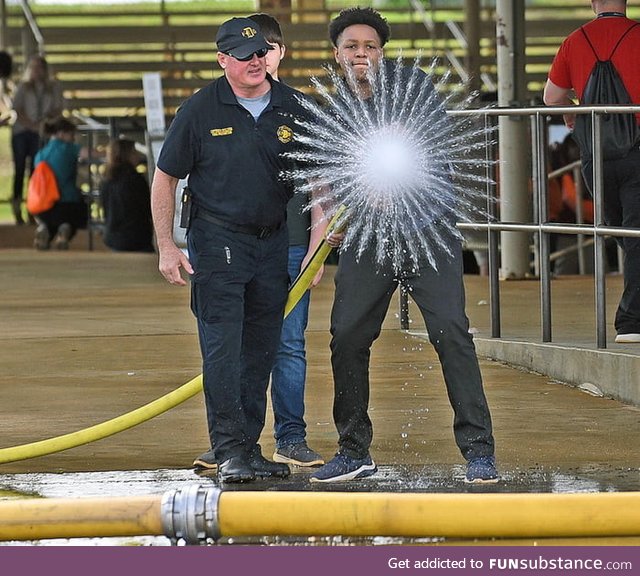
[188,217,289,463]
[271,244,311,448]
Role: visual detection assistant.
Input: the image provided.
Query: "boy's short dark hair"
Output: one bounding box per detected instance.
[248,13,284,46]
[328,7,391,47]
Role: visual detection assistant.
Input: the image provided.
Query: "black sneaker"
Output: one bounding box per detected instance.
[273,442,324,467]
[192,449,217,471]
[310,452,377,483]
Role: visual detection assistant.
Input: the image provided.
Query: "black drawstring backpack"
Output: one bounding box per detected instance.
[572,23,640,161]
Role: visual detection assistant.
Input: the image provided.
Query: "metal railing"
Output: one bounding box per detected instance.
[75,117,112,250]
[401,104,640,350]
[17,0,44,55]
[409,0,497,92]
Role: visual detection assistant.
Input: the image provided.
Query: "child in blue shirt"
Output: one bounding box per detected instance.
[33,116,87,250]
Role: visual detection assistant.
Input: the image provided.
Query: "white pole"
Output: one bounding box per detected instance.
[496,0,531,279]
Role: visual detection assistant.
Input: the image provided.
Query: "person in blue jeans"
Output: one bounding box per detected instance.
[271,192,326,467]
[192,13,327,471]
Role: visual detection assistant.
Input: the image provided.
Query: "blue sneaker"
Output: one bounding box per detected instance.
[465,455,499,484]
[310,452,377,483]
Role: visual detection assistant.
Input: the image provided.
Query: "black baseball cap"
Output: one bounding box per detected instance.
[216,17,273,60]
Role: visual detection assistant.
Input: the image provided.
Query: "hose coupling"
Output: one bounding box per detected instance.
[161,484,221,545]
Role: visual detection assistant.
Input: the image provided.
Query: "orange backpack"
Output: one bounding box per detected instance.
[27,161,60,214]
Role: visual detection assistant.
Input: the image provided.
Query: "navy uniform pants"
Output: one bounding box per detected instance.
[330,234,495,461]
[188,217,289,463]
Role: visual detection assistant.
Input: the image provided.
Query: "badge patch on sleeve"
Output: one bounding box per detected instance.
[210,127,233,137]
[277,125,293,143]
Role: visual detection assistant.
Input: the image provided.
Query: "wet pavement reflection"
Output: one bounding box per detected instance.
[3,463,640,501]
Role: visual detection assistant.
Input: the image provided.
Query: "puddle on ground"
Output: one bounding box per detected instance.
[0,468,196,500]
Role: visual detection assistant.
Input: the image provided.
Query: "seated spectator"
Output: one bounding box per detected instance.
[100,139,154,253]
[33,116,87,250]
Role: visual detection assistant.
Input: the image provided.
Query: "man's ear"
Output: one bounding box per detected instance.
[280,45,286,60]
[333,46,340,64]
[217,52,227,69]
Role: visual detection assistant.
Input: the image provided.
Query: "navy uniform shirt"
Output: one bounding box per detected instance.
[157,74,308,228]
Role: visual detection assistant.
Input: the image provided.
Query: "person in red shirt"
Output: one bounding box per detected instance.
[544,0,640,343]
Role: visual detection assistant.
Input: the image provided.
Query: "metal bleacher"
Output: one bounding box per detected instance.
[5,1,635,121]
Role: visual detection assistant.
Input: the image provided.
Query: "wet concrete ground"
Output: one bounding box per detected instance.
[1,247,639,545]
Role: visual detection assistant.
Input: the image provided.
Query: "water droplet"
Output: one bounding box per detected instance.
[285,56,494,275]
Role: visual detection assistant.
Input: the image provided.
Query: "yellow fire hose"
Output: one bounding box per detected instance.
[0,495,162,541]
[284,205,345,316]
[1,488,640,542]
[0,206,346,465]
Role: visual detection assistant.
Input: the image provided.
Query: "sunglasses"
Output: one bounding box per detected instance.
[232,48,269,62]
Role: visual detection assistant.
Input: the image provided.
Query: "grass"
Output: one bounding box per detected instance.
[0,128,14,223]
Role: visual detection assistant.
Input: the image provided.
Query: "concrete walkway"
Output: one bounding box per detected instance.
[1,246,639,544]
[0,247,636,475]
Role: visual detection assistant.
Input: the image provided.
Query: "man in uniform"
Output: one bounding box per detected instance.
[151,17,309,483]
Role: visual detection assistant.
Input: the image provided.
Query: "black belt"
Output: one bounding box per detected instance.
[195,208,283,239]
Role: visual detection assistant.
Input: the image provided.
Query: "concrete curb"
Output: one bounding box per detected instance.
[406,330,640,407]
[474,338,640,407]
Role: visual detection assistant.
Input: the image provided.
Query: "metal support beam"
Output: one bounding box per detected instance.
[464,0,481,94]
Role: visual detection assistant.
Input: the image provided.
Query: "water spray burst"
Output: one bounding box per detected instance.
[286,55,495,273]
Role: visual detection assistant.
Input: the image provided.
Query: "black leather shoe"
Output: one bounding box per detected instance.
[248,448,290,478]
[217,454,256,483]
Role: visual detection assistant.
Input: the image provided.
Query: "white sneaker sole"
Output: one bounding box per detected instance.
[273,452,325,467]
[464,475,500,484]
[273,451,325,468]
[615,333,640,343]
